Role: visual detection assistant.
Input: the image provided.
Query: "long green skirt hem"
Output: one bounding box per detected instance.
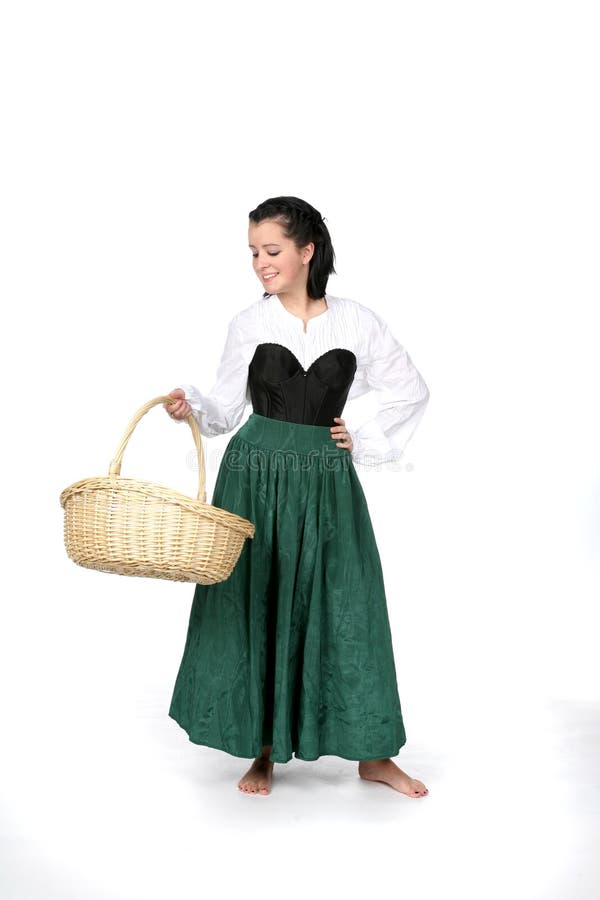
[168,413,407,764]
[169,710,407,763]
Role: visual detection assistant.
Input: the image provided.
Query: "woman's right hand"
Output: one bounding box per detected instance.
[164,388,193,421]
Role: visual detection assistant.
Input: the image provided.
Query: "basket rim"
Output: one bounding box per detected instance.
[59,475,255,538]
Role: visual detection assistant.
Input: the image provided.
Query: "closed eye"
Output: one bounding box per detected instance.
[252,251,280,257]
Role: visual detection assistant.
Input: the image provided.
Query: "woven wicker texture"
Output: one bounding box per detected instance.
[59,395,255,584]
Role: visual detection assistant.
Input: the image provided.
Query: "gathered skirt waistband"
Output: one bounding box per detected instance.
[232,412,351,464]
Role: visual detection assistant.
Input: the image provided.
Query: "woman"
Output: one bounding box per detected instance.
[165,196,430,798]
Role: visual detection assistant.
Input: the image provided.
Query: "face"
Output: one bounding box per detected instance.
[248,218,314,296]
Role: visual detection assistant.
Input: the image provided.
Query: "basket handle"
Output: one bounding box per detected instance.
[108,396,207,504]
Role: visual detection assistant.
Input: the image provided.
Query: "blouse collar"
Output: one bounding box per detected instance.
[270,292,334,330]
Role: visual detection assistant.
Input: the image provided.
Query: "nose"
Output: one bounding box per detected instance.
[253,250,269,266]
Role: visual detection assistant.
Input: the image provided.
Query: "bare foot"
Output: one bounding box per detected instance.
[238,748,274,796]
[358,758,429,797]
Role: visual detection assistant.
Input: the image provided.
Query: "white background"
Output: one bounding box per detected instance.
[1,1,598,898]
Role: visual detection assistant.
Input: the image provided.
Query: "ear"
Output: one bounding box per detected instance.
[303,241,315,264]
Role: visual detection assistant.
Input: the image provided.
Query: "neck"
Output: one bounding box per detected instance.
[275,290,325,311]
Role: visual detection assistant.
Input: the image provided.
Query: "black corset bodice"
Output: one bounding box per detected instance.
[248,342,357,425]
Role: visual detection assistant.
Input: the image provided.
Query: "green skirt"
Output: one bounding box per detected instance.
[168,412,407,763]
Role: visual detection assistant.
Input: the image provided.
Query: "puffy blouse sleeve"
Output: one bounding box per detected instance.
[172,315,250,436]
[347,308,430,467]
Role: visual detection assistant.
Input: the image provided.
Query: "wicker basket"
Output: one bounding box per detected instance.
[59,395,255,584]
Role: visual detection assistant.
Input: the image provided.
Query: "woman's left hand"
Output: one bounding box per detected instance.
[330,417,353,453]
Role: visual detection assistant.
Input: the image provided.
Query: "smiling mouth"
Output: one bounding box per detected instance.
[263,273,278,280]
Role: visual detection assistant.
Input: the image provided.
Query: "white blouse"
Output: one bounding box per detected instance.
[173,293,430,467]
